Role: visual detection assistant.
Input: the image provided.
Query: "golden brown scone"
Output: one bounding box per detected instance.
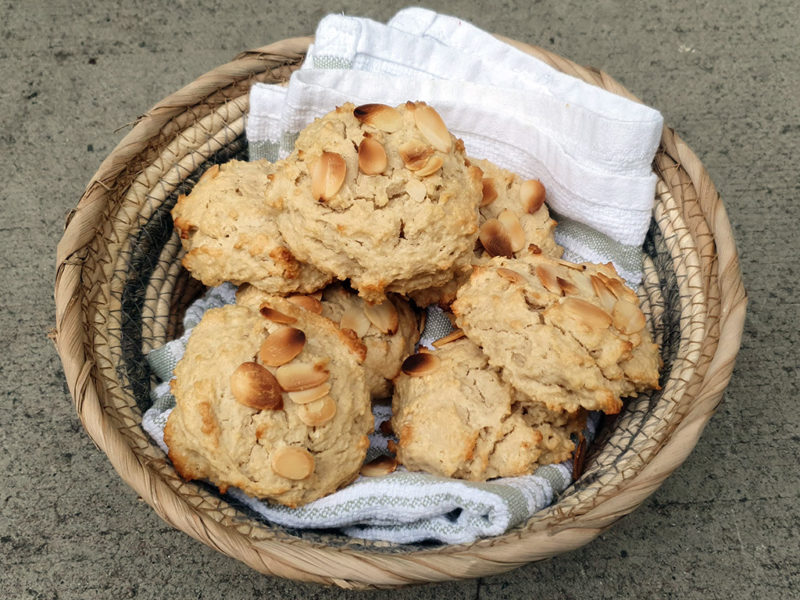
[451,252,660,414]
[391,338,584,480]
[163,299,372,508]
[171,159,331,294]
[271,102,483,303]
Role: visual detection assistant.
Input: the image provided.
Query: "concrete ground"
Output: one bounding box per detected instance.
[2,0,797,598]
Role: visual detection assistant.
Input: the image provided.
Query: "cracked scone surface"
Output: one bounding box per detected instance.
[163,300,372,508]
[392,338,583,480]
[451,253,661,414]
[272,102,482,303]
[171,159,330,294]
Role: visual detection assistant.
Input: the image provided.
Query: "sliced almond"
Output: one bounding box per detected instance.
[286,295,323,314]
[259,304,297,324]
[198,163,220,183]
[275,362,330,392]
[311,151,346,202]
[360,456,398,477]
[478,219,514,258]
[358,137,388,175]
[339,303,371,338]
[297,395,337,427]
[353,103,403,132]
[230,362,283,411]
[413,103,452,152]
[560,297,613,330]
[497,267,524,284]
[536,264,562,295]
[481,178,499,207]
[432,329,465,347]
[520,179,546,213]
[498,209,526,252]
[556,276,580,296]
[259,327,306,367]
[271,446,315,480]
[399,141,434,171]
[363,300,399,335]
[611,299,646,334]
[405,178,427,202]
[287,382,331,405]
[590,274,618,311]
[401,352,441,377]
[414,155,444,178]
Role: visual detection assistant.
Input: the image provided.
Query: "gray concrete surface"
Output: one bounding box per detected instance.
[1,0,797,598]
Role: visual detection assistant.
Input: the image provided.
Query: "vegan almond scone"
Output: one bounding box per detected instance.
[451,252,661,414]
[171,159,331,294]
[271,101,483,303]
[163,298,372,508]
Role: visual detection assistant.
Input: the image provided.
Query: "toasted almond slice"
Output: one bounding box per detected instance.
[358,137,388,175]
[360,456,398,477]
[198,163,220,183]
[311,151,346,202]
[560,297,612,330]
[363,300,399,335]
[230,362,283,411]
[557,276,580,296]
[297,395,337,427]
[259,304,297,324]
[612,299,646,334]
[399,141,434,171]
[287,382,331,405]
[432,329,465,347]
[414,155,444,177]
[353,103,403,132]
[478,219,514,258]
[590,274,618,311]
[259,327,306,367]
[536,264,562,295]
[498,209,526,252]
[401,352,441,376]
[286,295,323,314]
[340,303,371,338]
[481,178,498,207]
[520,179,546,213]
[413,103,452,152]
[275,362,330,392]
[497,267,525,284]
[271,446,315,480]
[405,178,427,202]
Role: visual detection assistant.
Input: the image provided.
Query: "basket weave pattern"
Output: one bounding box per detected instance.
[54,36,746,588]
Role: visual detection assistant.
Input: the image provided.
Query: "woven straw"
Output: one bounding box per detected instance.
[53,35,746,589]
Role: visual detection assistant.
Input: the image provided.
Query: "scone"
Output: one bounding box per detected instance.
[451,252,661,414]
[391,337,584,480]
[163,299,372,508]
[409,158,562,307]
[171,159,331,294]
[272,102,483,303]
[237,283,420,399]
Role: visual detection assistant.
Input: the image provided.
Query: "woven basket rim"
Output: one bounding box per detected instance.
[53,34,747,589]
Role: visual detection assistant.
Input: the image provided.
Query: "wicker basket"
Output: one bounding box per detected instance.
[53,35,746,589]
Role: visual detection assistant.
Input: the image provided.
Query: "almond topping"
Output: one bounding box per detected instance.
[288,382,331,405]
[363,300,399,335]
[478,219,514,258]
[590,275,618,311]
[198,163,220,183]
[557,276,580,296]
[560,297,613,330]
[401,352,441,376]
[413,103,452,152]
[271,447,314,480]
[230,362,283,411]
[358,137,388,175]
[275,362,330,392]
[297,395,337,427]
[481,178,499,207]
[311,151,346,202]
[536,264,562,295]
[520,179,546,213]
[497,267,524,284]
[360,456,398,477]
[353,103,403,132]
[286,295,323,314]
[432,329,465,347]
[414,155,444,177]
[259,304,297,324]
[612,299,646,334]
[399,141,434,171]
[498,209,526,252]
[259,327,306,367]
[339,303,371,338]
